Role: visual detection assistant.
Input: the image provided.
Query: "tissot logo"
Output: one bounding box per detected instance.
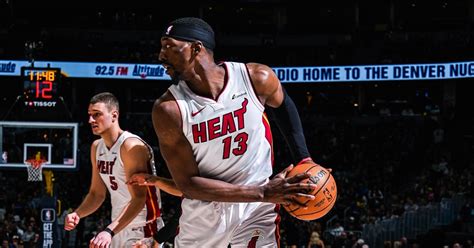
[24,101,57,107]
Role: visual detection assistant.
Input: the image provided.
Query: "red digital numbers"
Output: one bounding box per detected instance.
[35,81,53,99]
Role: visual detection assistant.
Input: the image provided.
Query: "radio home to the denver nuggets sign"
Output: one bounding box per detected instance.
[272,61,474,83]
[1,60,473,82]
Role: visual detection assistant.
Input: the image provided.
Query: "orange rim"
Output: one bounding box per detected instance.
[25,159,46,169]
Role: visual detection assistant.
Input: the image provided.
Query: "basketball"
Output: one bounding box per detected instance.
[283,163,337,221]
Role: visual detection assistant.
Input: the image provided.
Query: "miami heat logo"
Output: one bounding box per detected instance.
[247,229,264,248]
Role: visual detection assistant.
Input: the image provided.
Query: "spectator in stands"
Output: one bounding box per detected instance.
[452,242,462,248]
[367,185,384,208]
[329,222,345,237]
[400,236,409,248]
[352,238,366,248]
[1,239,10,248]
[307,231,325,248]
[11,235,20,248]
[56,209,68,248]
[20,225,35,245]
[403,198,419,212]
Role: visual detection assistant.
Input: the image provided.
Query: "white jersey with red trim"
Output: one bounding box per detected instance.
[96,131,162,234]
[168,62,278,247]
[168,61,273,186]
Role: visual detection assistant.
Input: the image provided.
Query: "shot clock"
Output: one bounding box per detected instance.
[21,67,61,108]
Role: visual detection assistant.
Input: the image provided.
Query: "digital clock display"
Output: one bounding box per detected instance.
[21,67,61,107]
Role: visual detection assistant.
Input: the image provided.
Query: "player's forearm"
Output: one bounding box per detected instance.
[107,197,146,234]
[180,176,264,202]
[153,176,182,197]
[74,192,106,218]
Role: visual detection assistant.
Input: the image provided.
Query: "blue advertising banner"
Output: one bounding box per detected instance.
[1,60,473,82]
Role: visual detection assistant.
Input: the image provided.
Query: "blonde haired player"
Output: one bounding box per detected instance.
[64,92,163,248]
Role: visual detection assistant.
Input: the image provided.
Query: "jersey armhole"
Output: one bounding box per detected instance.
[167,87,190,137]
[241,63,265,112]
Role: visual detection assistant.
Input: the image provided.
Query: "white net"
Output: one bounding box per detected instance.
[26,161,44,181]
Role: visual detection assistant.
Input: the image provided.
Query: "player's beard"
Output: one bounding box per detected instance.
[164,65,181,83]
[170,72,182,84]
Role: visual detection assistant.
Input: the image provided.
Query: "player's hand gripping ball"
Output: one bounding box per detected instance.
[283,163,337,221]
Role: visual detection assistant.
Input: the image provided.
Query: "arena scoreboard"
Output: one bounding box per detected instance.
[21,67,61,107]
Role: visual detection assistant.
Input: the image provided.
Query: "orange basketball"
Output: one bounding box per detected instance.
[283,163,337,221]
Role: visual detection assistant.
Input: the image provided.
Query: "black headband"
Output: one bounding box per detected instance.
[163,23,215,50]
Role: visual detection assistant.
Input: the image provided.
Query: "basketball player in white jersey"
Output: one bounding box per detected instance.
[64,92,163,248]
[136,17,319,247]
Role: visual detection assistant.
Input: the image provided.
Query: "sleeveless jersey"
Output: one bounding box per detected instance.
[96,131,162,234]
[168,62,273,186]
[168,62,278,247]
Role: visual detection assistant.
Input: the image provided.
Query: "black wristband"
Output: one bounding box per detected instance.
[104,227,115,237]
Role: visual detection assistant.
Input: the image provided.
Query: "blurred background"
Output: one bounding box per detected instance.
[0,0,473,247]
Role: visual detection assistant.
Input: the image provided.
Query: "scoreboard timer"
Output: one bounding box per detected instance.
[21,67,61,107]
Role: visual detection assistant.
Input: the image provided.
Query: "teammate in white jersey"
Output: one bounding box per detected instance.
[134,17,318,247]
[64,92,163,248]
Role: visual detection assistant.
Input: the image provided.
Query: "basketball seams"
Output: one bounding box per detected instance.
[295,178,337,217]
[310,169,332,197]
[292,174,335,216]
[293,166,331,205]
[283,164,318,212]
[298,198,336,218]
[283,164,337,220]
[304,165,317,174]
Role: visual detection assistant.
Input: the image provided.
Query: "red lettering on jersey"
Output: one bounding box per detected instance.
[192,122,207,143]
[97,160,105,171]
[207,117,221,140]
[234,98,248,130]
[221,112,236,136]
[108,158,116,174]
[97,157,116,174]
[191,98,248,143]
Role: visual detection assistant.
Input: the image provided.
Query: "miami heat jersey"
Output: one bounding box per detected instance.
[168,62,278,247]
[168,62,273,186]
[96,131,162,232]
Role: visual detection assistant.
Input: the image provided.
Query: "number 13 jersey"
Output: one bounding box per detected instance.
[168,62,273,187]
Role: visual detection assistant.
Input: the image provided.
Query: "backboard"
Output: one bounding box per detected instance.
[0,121,78,170]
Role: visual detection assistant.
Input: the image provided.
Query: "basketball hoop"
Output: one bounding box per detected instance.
[25,159,45,181]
